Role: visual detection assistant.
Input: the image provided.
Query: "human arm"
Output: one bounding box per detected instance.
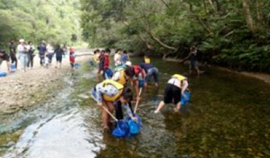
[181,80,189,98]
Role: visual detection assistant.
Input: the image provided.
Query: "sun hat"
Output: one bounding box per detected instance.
[19,39,24,43]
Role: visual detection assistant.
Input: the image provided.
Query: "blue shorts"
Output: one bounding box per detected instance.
[146,67,159,83]
[138,80,144,88]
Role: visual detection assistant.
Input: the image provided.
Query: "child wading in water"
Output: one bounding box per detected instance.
[91,80,136,131]
[155,74,189,113]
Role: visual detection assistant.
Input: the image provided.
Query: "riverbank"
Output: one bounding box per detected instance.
[0,49,92,114]
[163,57,270,84]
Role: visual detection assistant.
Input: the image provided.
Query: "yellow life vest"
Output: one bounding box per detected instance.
[172,74,186,81]
[115,69,126,86]
[144,57,151,64]
[102,80,124,101]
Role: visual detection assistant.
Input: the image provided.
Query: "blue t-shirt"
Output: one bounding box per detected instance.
[140,63,154,72]
[121,54,128,63]
[38,45,46,54]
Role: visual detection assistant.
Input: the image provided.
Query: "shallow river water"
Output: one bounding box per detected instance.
[1,58,270,158]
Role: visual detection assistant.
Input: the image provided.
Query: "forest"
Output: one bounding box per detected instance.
[0,0,81,46]
[81,0,270,72]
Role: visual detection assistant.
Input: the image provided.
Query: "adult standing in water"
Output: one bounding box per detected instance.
[9,41,17,69]
[26,41,35,69]
[155,74,189,113]
[181,45,204,75]
[17,39,28,72]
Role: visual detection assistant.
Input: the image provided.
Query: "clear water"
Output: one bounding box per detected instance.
[1,58,270,158]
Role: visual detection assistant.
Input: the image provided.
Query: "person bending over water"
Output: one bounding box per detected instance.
[91,80,136,130]
[155,74,189,113]
[140,58,159,89]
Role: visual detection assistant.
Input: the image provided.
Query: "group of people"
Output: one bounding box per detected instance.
[90,48,189,131]
[0,39,76,73]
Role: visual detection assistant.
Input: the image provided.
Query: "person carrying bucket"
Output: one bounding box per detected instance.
[91,80,136,131]
[154,74,189,113]
[125,61,146,100]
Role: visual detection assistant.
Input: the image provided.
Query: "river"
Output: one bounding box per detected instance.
[1,58,270,158]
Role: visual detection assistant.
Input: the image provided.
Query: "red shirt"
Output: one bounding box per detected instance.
[104,55,109,69]
[70,53,75,63]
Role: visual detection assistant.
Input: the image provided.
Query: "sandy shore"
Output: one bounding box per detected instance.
[0,49,92,114]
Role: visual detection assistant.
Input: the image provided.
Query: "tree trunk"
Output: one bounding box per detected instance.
[242,0,257,34]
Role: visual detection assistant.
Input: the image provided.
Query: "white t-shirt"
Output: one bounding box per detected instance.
[46,45,54,53]
[26,45,35,52]
[114,53,122,66]
[17,44,26,53]
[167,78,181,88]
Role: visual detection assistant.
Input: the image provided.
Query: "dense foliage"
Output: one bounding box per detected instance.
[81,0,270,72]
[0,0,81,46]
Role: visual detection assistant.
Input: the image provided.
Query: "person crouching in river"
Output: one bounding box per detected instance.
[140,58,159,90]
[154,74,189,113]
[125,61,146,100]
[91,80,135,130]
[111,67,135,120]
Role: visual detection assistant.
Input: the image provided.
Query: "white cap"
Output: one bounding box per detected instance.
[125,61,132,66]
[19,39,24,43]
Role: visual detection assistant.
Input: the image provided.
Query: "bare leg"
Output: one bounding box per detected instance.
[155,101,165,113]
[101,102,109,129]
[174,102,181,112]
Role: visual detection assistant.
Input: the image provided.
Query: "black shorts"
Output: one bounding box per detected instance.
[56,56,62,62]
[164,84,181,104]
[115,101,133,120]
[70,63,74,68]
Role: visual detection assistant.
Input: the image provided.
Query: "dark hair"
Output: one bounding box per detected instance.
[127,66,135,77]
[123,50,127,54]
[28,41,32,44]
[105,48,111,53]
[94,50,96,54]
[115,48,122,54]
[124,67,130,76]
[96,49,100,52]
[55,44,60,49]
[121,87,133,101]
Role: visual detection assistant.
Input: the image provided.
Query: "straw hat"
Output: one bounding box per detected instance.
[19,39,24,43]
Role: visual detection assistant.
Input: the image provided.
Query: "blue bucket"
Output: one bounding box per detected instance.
[112,120,129,138]
[180,91,191,105]
[74,63,80,69]
[0,72,7,77]
[89,60,94,66]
